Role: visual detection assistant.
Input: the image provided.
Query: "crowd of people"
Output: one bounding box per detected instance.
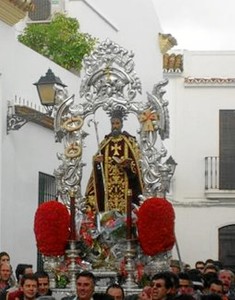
[0,252,52,300]
[0,251,234,300]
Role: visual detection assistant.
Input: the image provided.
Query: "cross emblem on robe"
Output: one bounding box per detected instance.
[111,143,121,156]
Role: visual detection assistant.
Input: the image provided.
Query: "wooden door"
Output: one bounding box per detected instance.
[219,225,235,270]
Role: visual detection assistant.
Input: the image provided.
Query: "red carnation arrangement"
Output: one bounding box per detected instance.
[34,200,70,256]
[137,197,175,256]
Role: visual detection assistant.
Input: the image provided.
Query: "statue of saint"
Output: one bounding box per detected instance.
[85,109,143,214]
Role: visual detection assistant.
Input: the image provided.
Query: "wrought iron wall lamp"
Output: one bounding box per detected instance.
[7,69,66,134]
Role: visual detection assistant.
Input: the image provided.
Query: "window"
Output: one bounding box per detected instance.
[219,110,235,189]
[37,172,56,270]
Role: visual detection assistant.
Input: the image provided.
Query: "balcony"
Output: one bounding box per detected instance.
[205,156,235,200]
[0,0,33,26]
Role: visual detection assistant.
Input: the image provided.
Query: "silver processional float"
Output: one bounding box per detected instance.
[34,39,178,293]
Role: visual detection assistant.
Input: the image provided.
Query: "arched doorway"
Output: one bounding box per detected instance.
[219,225,235,270]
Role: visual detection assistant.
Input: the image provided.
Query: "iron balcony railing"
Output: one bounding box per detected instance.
[205,156,219,190]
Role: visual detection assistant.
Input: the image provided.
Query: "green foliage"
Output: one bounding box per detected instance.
[18,13,97,72]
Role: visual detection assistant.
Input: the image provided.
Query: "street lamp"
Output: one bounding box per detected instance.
[165,155,177,176]
[34,68,67,116]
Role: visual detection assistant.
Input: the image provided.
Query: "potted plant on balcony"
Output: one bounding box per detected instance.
[18,13,97,73]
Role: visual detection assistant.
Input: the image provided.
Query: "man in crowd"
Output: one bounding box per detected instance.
[7,264,33,300]
[19,274,38,300]
[150,272,174,300]
[208,279,224,297]
[62,271,96,300]
[34,271,52,297]
[195,261,205,274]
[106,283,125,300]
[170,260,181,275]
[178,273,194,296]
[0,262,14,300]
[0,263,12,293]
[218,269,235,300]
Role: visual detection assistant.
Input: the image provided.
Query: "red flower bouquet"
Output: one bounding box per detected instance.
[34,200,70,256]
[137,197,175,256]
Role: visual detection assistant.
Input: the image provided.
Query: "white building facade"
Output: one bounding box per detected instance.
[0,0,163,271]
[166,50,235,268]
[1,0,235,272]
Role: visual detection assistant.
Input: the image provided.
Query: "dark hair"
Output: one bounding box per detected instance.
[34,271,49,280]
[208,279,223,288]
[174,295,195,300]
[178,272,192,282]
[163,271,179,288]
[151,272,174,289]
[21,273,38,286]
[203,273,218,289]
[94,293,115,300]
[0,252,10,259]
[106,283,125,300]
[205,259,214,265]
[15,264,33,282]
[201,294,222,300]
[204,265,218,273]
[187,270,204,291]
[76,271,95,285]
[195,261,205,267]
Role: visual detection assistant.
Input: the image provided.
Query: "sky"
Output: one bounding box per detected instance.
[153,0,235,51]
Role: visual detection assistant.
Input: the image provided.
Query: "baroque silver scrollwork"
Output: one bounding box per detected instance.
[53,38,175,211]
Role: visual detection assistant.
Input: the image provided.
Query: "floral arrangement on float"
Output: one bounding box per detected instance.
[77,196,175,286]
[34,197,175,288]
[34,200,71,288]
[137,197,175,256]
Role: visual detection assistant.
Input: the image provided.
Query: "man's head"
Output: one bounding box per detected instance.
[151,272,174,300]
[187,269,204,292]
[204,265,218,275]
[106,283,125,300]
[34,271,50,296]
[15,264,33,283]
[20,274,38,300]
[0,262,12,282]
[162,271,179,296]
[208,279,224,296]
[195,261,205,273]
[76,271,95,300]
[218,269,234,293]
[178,273,193,295]
[170,260,181,274]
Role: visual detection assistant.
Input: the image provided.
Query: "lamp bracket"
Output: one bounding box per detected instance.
[7,102,54,134]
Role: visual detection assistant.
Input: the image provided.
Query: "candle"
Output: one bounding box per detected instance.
[96,212,101,232]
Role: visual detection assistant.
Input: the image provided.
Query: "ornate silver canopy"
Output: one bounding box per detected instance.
[53,38,175,210]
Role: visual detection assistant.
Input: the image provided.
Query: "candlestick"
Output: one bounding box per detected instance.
[69,191,76,241]
[126,189,132,240]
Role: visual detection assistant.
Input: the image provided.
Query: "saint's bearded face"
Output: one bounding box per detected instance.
[111,117,123,136]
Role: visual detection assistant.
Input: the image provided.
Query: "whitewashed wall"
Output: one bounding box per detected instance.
[0,20,79,271]
[166,51,235,266]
